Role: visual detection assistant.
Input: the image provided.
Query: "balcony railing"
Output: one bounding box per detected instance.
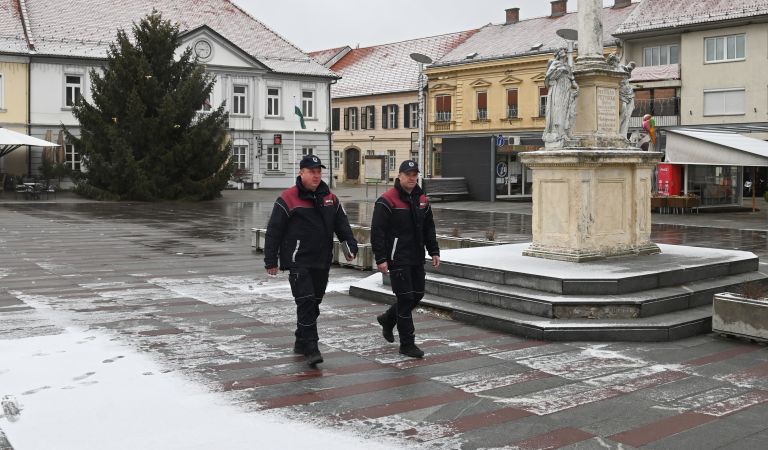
[476,109,488,120]
[507,106,518,119]
[435,111,452,122]
[632,97,680,118]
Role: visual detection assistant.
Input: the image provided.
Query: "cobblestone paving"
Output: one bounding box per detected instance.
[1,193,767,449]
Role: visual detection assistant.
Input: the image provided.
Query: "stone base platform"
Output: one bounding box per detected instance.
[349,243,768,341]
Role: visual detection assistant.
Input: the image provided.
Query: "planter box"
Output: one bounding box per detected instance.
[437,236,465,249]
[461,238,501,248]
[712,292,768,342]
[338,243,374,270]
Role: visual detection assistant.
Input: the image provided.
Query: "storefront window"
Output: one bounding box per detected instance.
[687,165,741,206]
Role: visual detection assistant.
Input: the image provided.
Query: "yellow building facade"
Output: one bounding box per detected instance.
[0,56,30,176]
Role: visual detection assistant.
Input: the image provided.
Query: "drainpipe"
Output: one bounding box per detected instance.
[328,77,337,188]
[27,57,32,175]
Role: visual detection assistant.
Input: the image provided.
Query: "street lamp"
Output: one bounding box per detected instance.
[556,28,578,68]
[410,52,433,185]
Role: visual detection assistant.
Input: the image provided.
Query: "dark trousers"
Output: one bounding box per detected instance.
[288,267,329,348]
[382,264,425,345]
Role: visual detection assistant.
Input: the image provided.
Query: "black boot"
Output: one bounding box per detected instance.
[305,342,323,366]
[377,313,395,343]
[293,339,305,354]
[399,343,424,358]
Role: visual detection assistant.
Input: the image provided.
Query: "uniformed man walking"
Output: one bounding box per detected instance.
[264,155,357,366]
[371,160,440,358]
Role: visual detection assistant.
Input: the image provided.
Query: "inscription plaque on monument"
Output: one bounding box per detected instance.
[596,87,618,133]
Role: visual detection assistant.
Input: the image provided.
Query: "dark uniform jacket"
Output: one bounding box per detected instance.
[264,177,357,270]
[371,179,439,267]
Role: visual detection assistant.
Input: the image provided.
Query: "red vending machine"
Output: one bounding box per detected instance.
[657,163,682,195]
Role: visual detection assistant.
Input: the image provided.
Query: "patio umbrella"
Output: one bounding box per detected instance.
[0,127,60,158]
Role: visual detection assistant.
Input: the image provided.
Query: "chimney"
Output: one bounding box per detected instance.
[550,0,567,17]
[613,0,631,7]
[505,7,520,24]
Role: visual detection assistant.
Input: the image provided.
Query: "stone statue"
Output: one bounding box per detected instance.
[618,61,636,139]
[542,49,579,148]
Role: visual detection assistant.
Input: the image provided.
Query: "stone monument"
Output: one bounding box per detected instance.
[521,0,661,262]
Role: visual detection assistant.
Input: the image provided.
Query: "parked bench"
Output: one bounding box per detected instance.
[423,177,469,201]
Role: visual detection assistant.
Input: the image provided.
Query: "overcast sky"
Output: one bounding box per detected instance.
[233,0,620,52]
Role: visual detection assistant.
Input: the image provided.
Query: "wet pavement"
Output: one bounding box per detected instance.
[1,187,768,449]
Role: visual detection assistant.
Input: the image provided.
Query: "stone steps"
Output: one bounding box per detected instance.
[350,273,713,341]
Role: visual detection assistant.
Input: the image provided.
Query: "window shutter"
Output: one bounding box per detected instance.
[507,89,518,107]
[361,106,368,129]
[370,106,375,129]
[352,107,359,130]
[332,108,340,131]
[477,92,487,109]
[393,105,399,129]
[404,104,411,128]
[382,105,388,129]
[343,108,349,130]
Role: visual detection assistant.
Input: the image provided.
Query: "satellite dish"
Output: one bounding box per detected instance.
[556,28,578,41]
[410,53,433,64]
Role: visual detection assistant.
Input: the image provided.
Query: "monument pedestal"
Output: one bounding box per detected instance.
[520,149,662,262]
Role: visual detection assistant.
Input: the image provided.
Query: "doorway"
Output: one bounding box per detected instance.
[495,153,532,198]
[345,147,360,182]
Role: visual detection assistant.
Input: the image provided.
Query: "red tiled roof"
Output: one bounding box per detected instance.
[434,5,637,67]
[13,0,334,77]
[615,0,768,35]
[327,30,479,99]
[629,64,680,82]
[0,1,30,54]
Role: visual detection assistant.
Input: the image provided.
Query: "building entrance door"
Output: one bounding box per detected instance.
[345,148,360,182]
[495,153,531,198]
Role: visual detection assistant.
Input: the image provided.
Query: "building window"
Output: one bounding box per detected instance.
[705,34,745,63]
[403,103,419,128]
[538,86,549,117]
[633,88,679,117]
[507,89,518,118]
[302,90,314,119]
[703,89,745,116]
[435,95,451,122]
[232,144,247,170]
[387,149,396,171]
[361,105,375,130]
[381,104,398,129]
[267,88,280,116]
[344,107,358,130]
[65,143,81,171]
[266,146,280,171]
[65,75,82,107]
[476,91,488,120]
[367,150,375,156]
[301,146,313,157]
[333,150,340,169]
[233,85,247,115]
[331,108,340,131]
[643,44,679,66]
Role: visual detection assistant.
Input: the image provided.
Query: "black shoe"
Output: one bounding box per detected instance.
[306,350,323,366]
[377,314,395,343]
[399,343,424,358]
[293,339,305,354]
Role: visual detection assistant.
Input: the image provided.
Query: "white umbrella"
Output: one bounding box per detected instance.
[0,127,60,158]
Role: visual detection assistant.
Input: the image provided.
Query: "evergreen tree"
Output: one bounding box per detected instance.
[66,11,232,201]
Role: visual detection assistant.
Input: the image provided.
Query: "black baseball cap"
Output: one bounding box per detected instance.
[299,154,326,169]
[399,160,420,173]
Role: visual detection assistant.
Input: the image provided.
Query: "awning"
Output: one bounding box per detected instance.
[664,129,768,167]
[0,127,60,158]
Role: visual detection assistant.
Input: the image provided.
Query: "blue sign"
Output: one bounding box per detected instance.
[495,135,506,147]
[496,161,508,178]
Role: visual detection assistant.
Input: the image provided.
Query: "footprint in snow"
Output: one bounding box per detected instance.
[73,371,96,381]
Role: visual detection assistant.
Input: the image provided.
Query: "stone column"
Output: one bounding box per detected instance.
[576,0,604,68]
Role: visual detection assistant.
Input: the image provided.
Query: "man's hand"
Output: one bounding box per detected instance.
[345,253,356,262]
[431,255,440,269]
[377,261,389,274]
[266,267,278,276]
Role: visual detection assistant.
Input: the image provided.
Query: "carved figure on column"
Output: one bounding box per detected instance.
[543,49,579,148]
[618,61,636,139]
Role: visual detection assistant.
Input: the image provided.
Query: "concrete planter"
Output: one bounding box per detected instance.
[712,292,768,342]
[461,238,501,248]
[437,236,465,249]
[251,228,266,250]
[338,243,374,270]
